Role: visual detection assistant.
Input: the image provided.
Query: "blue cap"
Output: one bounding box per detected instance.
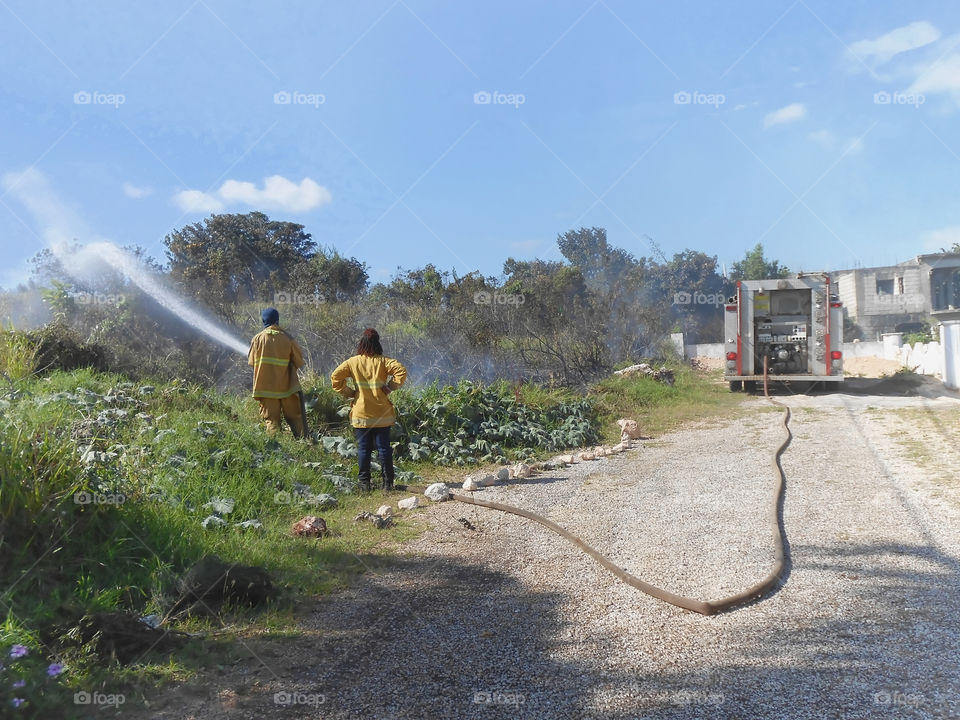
[261,308,279,327]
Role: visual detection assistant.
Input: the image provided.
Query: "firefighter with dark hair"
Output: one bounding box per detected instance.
[248,308,306,437]
[331,328,407,492]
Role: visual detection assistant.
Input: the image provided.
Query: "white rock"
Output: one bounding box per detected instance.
[201,515,227,529]
[376,504,393,518]
[462,477,479,491]
[496,467,511,482]
[477,474,497,487]
[560,454,576,464]
[397,496,419,510]
[511,463,532,479]
[617,418,643,441]
[579,452,596,461]
[424,483,451,501]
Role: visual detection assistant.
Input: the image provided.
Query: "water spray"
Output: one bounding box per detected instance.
[80,242,249,356]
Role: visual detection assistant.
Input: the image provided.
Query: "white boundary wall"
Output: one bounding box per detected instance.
[685,339,951,380]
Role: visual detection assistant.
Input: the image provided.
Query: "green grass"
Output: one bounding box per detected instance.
[0,327,38,381]
[0,347,748,712]
[591,363,744,440]
[0,367,425,713]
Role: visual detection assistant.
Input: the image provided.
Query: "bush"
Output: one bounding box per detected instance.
[903,321,936,346]
[27,323,110,374]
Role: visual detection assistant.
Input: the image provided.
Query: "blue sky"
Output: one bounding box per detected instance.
[3,1,960,290]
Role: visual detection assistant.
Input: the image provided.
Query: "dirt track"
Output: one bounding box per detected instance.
[135,378,960,719]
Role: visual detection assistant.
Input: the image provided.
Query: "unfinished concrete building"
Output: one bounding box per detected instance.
[830,253,960,339]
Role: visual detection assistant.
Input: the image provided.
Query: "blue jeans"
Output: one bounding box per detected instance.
[355,426,394,489]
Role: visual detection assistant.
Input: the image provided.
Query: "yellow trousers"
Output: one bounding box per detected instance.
[256,394,305,438]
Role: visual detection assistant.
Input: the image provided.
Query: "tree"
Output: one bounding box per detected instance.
[163,212,316,312]
[650,250,729,343]
[288,245,368,302]
[729,243,789,281]
[556,226,637,291]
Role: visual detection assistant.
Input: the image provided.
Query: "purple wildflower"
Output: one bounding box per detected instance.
[12,697,25,707]
[47,663,64,677]
[9,645,28,659]
[12,679,25,688]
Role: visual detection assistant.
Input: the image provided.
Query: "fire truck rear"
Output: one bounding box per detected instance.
[724,273,845,390]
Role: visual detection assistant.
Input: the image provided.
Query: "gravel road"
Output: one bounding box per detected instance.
[137,381,960,720]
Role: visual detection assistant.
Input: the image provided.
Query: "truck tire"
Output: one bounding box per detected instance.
[729,381,741,392]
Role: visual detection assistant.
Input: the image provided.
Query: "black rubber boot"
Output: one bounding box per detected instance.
[358,471,372,493]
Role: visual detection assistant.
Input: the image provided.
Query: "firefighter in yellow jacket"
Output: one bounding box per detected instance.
[248,308,306,438]
[331,328,407,492]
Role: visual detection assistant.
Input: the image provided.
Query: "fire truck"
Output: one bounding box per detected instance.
[724,273,845,391]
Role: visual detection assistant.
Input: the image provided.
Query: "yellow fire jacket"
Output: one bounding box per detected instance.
[330,354,408,428]
[247,325,305,399]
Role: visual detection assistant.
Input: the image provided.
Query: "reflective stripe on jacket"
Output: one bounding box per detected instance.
[330,354,408,428]
[248,326,305,398]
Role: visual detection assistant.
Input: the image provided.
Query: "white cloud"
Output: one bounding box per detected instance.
[808,129,834,146]
[763,103,806,128]
[844,137,865,155]
[807,130,865,155]
[173,175,331,214]
[174,189,224,213]
[908,52,960,96]
[122,182,152,199]
[850,21,940,65]
[922,225,960,251]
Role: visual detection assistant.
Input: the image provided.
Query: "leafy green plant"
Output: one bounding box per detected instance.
[387,380,601,465]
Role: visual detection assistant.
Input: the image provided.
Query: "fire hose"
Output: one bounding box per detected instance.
[435,360,791,616]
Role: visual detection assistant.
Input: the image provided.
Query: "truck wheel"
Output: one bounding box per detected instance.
[743,381,757,394]
[729,381,741,392]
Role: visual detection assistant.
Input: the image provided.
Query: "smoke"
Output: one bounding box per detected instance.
[0,286,50,329]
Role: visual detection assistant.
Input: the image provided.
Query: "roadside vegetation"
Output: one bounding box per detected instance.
[0,220,777,715]
[0,327,739,716]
